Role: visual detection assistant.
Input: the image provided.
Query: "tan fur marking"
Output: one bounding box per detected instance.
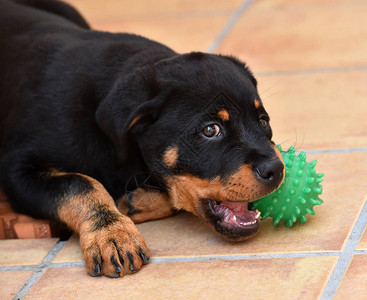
[165,164,268,216]
[57,175,117,233]
[55,171,150,277]
[46,168,68,177]
[217,109,230,122]
[162,146,178,168]
[254,99,260,109]
[128,115,141,130]
[118,189,174,223]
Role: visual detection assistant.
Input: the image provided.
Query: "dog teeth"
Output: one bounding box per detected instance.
[240,221,256,226]
[233,215,237,222]
[239,221,257,226]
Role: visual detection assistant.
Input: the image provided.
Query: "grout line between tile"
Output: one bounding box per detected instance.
[207,0,256,53]
[12,240,67,300]
[355,250,367,254]
[150,251,341,263]
[2,251,342,270]
[320,198,367,300]
[256,65,367,77]
[304,148,367,155]
[165,251,341,263]
[0,265,39,272]
[51,261,85,268]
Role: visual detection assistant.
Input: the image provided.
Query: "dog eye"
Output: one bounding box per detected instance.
[202,124,221,138]
[259,117,269,128]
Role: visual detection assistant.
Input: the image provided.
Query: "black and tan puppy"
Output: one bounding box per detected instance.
[0,0,284,277]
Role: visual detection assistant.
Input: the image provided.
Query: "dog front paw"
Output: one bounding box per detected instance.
[118,188,175,223]
[79,215,150,278]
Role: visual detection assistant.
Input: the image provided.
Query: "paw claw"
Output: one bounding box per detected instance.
[110,255,122,274]
[80,215,150,278]
[138,246,149,264]
[125,192,135,208]
[128,208,142,216]
[108,272,121,279]
[93,257,101,276]
[126,252,137,273]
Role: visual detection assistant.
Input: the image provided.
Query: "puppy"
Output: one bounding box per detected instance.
[0,0,284,277]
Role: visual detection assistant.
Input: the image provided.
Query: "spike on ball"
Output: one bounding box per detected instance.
[250,146,324,227]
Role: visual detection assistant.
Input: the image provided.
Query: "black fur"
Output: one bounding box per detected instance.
[87,204,120,231]
[0,0,283,239]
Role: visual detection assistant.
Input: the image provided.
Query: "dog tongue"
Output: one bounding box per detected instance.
[215,201,259,227]
[220,202,248,216]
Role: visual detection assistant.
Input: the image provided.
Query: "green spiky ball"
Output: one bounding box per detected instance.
[251,145,324,227]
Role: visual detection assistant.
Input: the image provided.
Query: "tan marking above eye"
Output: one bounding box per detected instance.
[128,115,141,130]
[162,146,178,168]
[217,109,230,122]
[254,99,260,109]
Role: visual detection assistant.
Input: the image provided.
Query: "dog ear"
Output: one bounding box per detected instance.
[95,67,165,161]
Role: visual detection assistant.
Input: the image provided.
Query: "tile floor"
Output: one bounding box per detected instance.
[1,0,367,299]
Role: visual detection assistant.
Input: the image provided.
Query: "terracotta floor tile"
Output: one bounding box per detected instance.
[66,0,238,53]
[88,16,231,53]
[334,255,367,299]
[0,271,33,300]
[53,235,83,263]
[357,223,367,250]
[0,239,57,266]
[217,2,367,72]
[26,256,337,299]
[257,71,367,151]
[254,0,362,10]
[68,0,242,21]
[54,152,367,259]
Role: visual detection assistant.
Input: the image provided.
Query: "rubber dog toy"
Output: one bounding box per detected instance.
[250,145,324,227]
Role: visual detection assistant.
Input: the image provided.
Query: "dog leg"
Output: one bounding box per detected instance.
[2,167,150,278]
[118,188,176,223]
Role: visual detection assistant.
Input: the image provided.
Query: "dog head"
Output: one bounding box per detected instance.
[96,52,284,241]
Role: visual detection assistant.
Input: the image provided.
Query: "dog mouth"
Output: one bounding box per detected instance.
[206,200,260,241]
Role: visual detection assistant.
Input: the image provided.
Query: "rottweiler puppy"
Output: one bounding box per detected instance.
[0,0,284,277]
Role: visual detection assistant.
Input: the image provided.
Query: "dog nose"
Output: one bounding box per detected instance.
[254,159,284,187]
